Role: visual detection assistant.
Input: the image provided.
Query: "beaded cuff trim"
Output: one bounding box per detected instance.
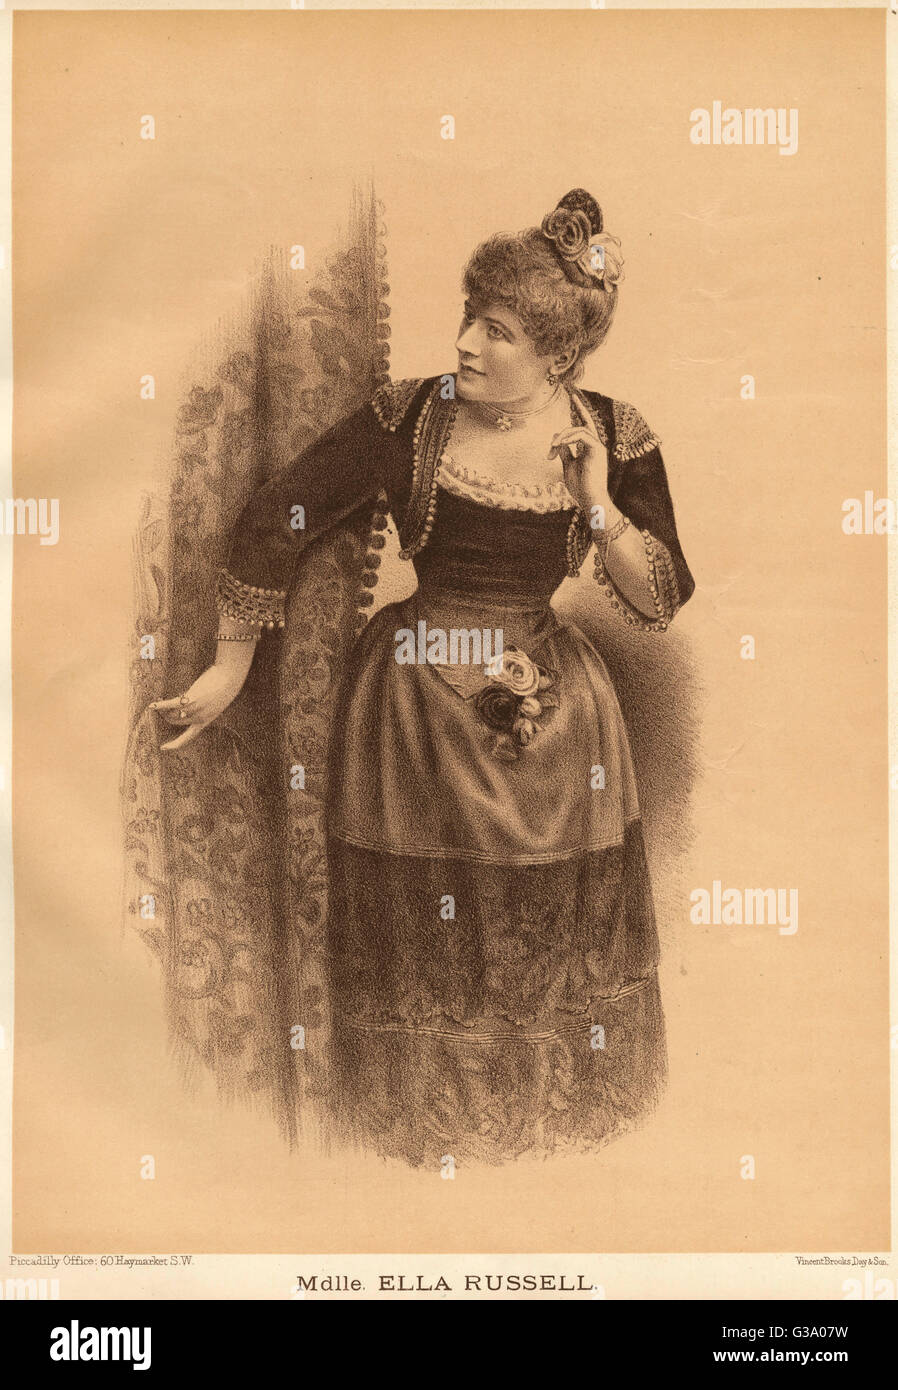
[653,535,681,615]
[215,567,287,630]
[593,529,679,632]
[371,377,425,433]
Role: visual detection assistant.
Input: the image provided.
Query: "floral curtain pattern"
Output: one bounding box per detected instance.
[121,185,389,1144]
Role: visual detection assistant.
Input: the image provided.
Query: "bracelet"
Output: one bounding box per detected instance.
[607,514,630,545]
[216,632,260,642]
[594,512,630,561]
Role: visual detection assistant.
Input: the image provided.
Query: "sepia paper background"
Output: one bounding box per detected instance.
[5,5,893,1288]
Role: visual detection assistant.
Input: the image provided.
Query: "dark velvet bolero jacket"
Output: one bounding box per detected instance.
[220,375,695,632]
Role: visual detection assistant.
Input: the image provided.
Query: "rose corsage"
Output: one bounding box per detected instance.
[473,646,559,762]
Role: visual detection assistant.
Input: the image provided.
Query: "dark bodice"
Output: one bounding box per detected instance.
[412,486,575,606]
[224,375,694,621]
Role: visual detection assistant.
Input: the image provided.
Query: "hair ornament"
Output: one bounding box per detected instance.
[541,188,624,291]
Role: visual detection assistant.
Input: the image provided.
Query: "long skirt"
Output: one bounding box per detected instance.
[323,584,666,1168]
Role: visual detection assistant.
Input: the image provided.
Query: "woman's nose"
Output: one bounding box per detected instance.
[455,320,480,355]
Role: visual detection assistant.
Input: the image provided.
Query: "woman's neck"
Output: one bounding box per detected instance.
[459,383,564,431]
[449,387,576,480]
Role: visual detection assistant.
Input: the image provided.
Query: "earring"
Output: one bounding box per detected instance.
[546,370,559,387]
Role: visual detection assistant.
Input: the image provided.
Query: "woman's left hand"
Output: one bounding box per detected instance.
[548,395,612,515]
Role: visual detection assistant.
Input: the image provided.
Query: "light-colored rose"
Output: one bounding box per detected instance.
[489,648,541,698]
[519,696,542,718]
[575,234,624,290]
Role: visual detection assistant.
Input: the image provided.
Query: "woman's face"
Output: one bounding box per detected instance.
[455,298,560,404]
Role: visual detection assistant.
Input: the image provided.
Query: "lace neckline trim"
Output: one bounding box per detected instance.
[439,454,578,514]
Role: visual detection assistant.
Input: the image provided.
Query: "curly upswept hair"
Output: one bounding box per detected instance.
[462,189,620,384]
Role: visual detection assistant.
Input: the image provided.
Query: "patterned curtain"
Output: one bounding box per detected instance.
[121,184,390,1145]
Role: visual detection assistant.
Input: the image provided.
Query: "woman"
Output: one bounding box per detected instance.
[152,188,694,1167]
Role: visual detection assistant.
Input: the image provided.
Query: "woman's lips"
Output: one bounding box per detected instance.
[459,363,484,375]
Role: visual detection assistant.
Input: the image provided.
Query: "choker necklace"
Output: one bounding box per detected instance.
[472,384,563,432]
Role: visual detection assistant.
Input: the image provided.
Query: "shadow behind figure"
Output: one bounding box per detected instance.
[133,187,695,1168]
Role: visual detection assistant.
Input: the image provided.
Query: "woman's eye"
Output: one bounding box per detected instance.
[487,325,505,340]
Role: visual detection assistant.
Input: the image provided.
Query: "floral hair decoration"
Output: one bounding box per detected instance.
[540,188,624,292]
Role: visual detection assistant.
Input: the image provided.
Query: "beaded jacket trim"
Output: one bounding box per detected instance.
[371,377,426,433]
[611,400,661,462]
[565,506,594,577]
[353,490,391,628]
[592,532,681,633]
[573,391,661,464]
[396,382,457,559]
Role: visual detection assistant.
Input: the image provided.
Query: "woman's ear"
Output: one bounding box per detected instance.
[552,346,579,376]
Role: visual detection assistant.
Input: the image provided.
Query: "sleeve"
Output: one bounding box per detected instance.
[599,400,695,630]
[216,399,384,629]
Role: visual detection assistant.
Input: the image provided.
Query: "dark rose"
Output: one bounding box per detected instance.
[474,682,519,732]
[541,208,592,260]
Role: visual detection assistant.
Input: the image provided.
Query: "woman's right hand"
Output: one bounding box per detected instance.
[150,662,249,751]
